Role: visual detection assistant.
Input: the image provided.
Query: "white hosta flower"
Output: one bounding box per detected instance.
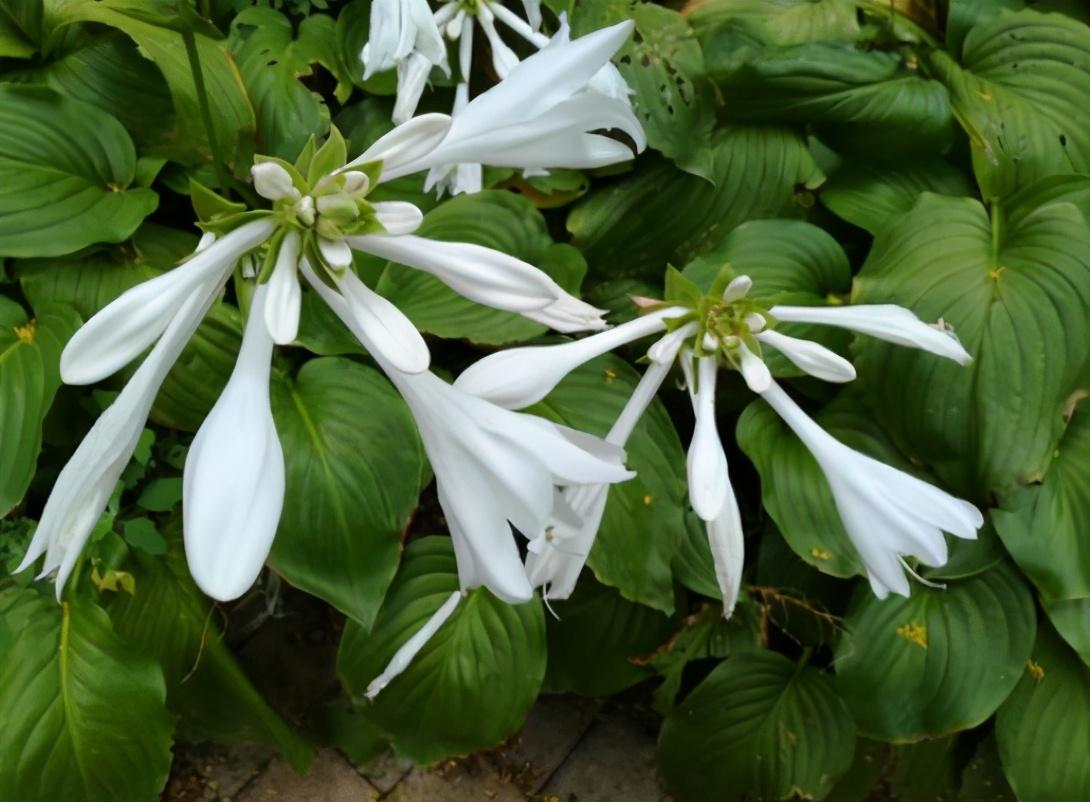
[352,17,644,195]
[759,380,982,599]
[300,257,633,604]
[458,271,983,605]
[363,0,448,79]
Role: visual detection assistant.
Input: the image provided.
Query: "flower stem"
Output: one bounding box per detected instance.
[183,29,233,198]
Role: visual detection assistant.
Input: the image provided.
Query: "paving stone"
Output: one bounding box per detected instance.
[384,757,525,802]
[237,749,378,802]
[488,695,600,793]
[355,750,414,794]
[540,708,672,802]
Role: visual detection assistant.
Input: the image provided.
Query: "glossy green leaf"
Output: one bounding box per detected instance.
[376,190,588,345]
[270,358,427,628]
[996,622,1090,802]
[688,0,861,47]
[569,126,823,280]
[715,44,956,161]
[853,189,1090,498]
[528,355,689,613]
[230,8,341,160]
[0,85,158,258]
[834,561,1035,741]
[108,527,313,770]
[659,650,857,802]
[945,0,1024,56]
[544,572,676,696]
[1044,596,1090,666]
[337,537,546,763]
[926,10,1090,197]
[0,588,174,802]
[0,302,81,515]
[993,407,1090,600]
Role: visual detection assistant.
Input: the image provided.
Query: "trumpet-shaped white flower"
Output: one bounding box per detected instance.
[459,272,982,609]
[355,16,643,195]
[300,258,633,604]
[184,285,285,601]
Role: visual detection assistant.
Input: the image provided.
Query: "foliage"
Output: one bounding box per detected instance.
[2,0,1089,800]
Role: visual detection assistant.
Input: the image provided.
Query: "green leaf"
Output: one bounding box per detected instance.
[945,0,1024,56]
[376,190,589,345]
[568,127,823,280]
[136,477,183,512]
[834,561,1036,741]
[573,1,717,180]
[688,0,861,48]
[0,588,174,802]
[337,537,546,763]
[853,189,1090,498]
[528,355,689,613]
[121,517,167,555]
[926,9,1090,197]
[544,572,676,696]
[0,85,158,258]
[995,622,1090,802]
[715,44,956,161]
[230,8,341,160]
[0,302,81,515]
[108,527,313,770]
[820,159,976,235]
[993,406,1090,600]
[53,0,256,168]
[658,650,857,802]
[270,358,427,628]
[1044,596,1090,666]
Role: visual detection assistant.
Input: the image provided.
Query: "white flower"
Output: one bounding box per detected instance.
[184,285,285,601]
[362,0,448,79]
[351,18,644,194]
[301,258,634,604]
[759,380,982,598]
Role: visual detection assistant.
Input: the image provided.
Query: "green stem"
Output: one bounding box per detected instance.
[183,29,233,198]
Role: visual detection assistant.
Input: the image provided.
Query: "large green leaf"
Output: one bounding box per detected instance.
[659,650,857,802]
[572,0,718,180]
[0,588,174,802]
[108,526,313,770]
[992,406,1090,600]
[0,85,158,258]
[528,355,689,613]
[8,31,174,147]
[376,190,587,345]
[926,9,1090,197]
[568,126,823,280]
[229,8,340,160]
[996,622,1090,802]
[337,537,546,763]
[714,44,956,161]
[1044,597,1090,667]
[544,572,676,696]
[688,0,861,46]
[52,0,255,167]
[853,190,1090,498]
[834,561,1036,741]
[270,358,427,629]
[0,301,81,515]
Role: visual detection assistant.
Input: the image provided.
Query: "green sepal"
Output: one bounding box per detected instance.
[293,135,318,179]
[253,154,309,196]
[190,179,246,224]
[339,215,385,237]
[354,159,383,190]
[307,126,347,188]
[256,226,288,284]
[663,265,703,308]
[708,264,740,298]
[198,209,275,237]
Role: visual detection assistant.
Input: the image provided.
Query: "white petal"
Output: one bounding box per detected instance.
[647,322,697,365]
[518,294,608,333]
[348,233,562,312]
[769,304,973,364]
[520,0,542,30]
[60,219,276,385]
[264,230,302,345]
[686,355,729,521]
[606,358,673,445]
[722,275,752,303]
[184,285,284,602]
[21,285,220,597]
[251,162,298,201]
[372,201,424,234]
[344,113,453,176]
[365,590,463,699]
[478,5,519,79]
[454,308,685,408]
[392,52,433,125]
[589,62,633,103]
[318,236,354,269]
[737,341,772,393]
[525,483,609,598]
[341,171,370,196]
[757,330,856,383]
[707,492,744,617]
[335,269,431,374]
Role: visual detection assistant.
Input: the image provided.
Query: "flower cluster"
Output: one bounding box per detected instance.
[362,0,639,195]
